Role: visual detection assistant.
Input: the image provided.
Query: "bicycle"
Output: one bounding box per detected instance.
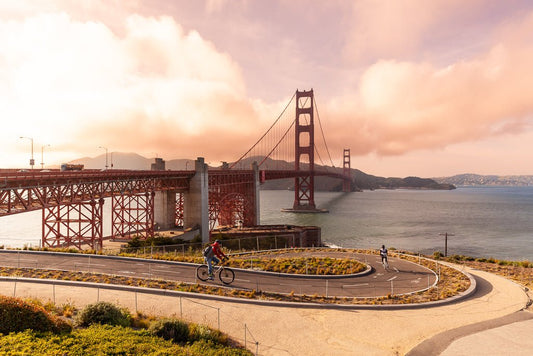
[196,261,235,285]
[382,258,389,270]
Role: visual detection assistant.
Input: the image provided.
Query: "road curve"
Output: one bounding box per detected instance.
[0,250,437,298]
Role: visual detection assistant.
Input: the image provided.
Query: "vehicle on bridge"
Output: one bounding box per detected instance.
[60,163,84,171]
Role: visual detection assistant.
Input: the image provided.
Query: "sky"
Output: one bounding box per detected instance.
[1,0,533,178]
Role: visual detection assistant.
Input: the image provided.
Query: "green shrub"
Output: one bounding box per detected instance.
[0,324,183,355]
[0,296,71,335]
[189,323,227,345]
[77,301,131,327]
[0,324,251,355]
[433,251,443,260]
[149,318,189,344]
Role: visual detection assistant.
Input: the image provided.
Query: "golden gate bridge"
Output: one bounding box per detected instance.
[0,89,352,250]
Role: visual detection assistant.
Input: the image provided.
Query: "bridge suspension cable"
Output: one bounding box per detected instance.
[230,89,337,172]
[230,92,296,169]
[314,97,336,169]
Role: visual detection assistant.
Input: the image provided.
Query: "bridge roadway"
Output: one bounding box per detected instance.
[0,250,436,298]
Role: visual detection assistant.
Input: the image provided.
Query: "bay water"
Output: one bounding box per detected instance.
[1,187,532,261]
[260,187,533,261]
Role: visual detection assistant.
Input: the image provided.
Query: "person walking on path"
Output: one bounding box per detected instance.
[380,244,389,269]
[204,240,228,280]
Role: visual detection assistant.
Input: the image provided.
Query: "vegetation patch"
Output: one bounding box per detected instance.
[77,301,131,327]
[0,297,250,355]
[0,295,71,335]
[436,254,533,290]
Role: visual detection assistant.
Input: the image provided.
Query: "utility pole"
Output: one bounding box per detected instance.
[439,232,455,257]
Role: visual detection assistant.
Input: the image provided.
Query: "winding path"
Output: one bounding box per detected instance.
[0,250,530,355]
[0,250,437,298]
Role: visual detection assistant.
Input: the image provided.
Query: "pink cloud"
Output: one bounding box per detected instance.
[321,8,533,162]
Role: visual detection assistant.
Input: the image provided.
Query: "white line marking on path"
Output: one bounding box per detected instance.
[387,276,397,281]
[343,283,369,288]
[117,271,136,274]
[78,263,107,267]
[393,267,399,272]
[235,279,250,282]
[152,269,181,274]
[279,283,313,287]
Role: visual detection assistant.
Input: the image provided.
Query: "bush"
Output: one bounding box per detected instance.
[189,323,227,345]
[0,296,71,335]
[433,251,443,260]
[0,324,251,355]
[149,318,189,344]
[0,324,183,355]
[77,301,131,327]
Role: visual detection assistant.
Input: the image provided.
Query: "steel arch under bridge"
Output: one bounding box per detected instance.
[207,170,258,231]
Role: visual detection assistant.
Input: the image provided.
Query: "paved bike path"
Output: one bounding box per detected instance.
[0,250,437,298]
[0,265,529,355]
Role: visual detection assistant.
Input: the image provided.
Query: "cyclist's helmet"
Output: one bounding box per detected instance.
[214,239,221,245]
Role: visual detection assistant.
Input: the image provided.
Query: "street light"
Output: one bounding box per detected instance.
[98,146,108,170]
[41,144,50,169]
[19,136,34,170]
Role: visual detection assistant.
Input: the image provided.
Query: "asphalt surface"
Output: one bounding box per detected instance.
[0,250,437,298]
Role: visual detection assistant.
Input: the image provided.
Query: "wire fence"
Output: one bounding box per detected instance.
[102,233,304,257]
[1,278,260,355]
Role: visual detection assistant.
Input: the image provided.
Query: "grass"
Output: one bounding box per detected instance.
[0,297,251,355]
[437,254,533,290]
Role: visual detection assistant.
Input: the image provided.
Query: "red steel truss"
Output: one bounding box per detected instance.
[343,148,352,192]
[175,192,184,227]
[293,89,316,210]
[208,170,256,230]
[0,170,191,248]
[0,170,192,216]
[42,198,104,250]
[111,192,155,240]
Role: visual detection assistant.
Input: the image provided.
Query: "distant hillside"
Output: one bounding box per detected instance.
[69,153,455,191]
[68,153,196,171]
[434,174,533,186]
[69,152,151,170]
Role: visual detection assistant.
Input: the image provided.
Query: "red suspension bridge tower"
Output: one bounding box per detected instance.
[283,89,328,213]
[343,148,351,192]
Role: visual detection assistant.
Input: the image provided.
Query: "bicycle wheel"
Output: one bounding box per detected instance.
[218,267,235,285]
[196,265,209,281]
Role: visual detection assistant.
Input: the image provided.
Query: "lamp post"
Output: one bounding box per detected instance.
[40,144,50,169]
[98,146,108,170]
[19,136,34,170]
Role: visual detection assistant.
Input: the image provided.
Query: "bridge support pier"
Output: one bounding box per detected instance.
[183,157,209,243]
[154,190,178,230]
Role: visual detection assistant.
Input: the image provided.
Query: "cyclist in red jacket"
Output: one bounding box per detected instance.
[204,240,228,279]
